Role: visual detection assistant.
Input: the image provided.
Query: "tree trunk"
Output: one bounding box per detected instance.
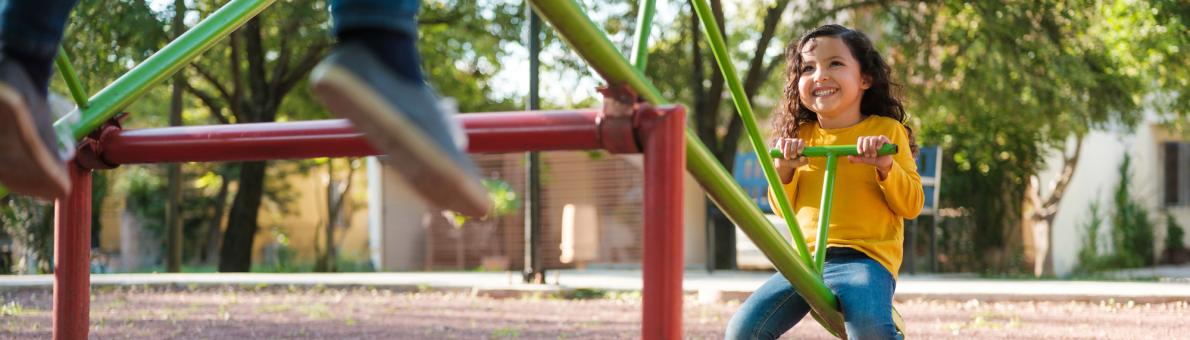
[1030,214,1055,276]
[1026,136,1083,277]
[202,172,230,265]
[164,0,186,273]
[218,161,267,272]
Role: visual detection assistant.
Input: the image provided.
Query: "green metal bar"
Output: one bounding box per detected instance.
[630,0,655,71]
[54,0,276,140]
[528,0,846,335]
[55,46,89,110]
[527,0,663,104]
[769,144,898,158]
[768,144,898,273]
[815,156,838,273]
[688,0,812,265]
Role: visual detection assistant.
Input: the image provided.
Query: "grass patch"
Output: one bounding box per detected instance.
[0,301,26,317]
[491,326,520,338]
[561,288,608,300]
[299,303,332,320]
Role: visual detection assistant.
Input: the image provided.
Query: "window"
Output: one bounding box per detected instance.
[1166,141,1190,206]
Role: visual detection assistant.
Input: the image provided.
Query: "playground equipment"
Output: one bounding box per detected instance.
[690,0,906,335]
[0,0,909,338]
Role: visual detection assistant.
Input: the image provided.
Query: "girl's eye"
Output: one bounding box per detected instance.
[801,66,815,73]
[830,61,844,67]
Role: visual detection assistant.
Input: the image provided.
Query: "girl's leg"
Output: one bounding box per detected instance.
[724,272,812,340]
[821,248,901,340]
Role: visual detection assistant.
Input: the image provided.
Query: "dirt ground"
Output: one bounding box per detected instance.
[1,285,1187,339]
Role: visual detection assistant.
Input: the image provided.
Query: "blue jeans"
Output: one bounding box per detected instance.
[330,0,419,37]
[0,0,418,78]
[725,247,902,340]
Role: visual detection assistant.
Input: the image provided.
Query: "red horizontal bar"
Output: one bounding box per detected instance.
[99,110,602,165]
[463,109,601,153]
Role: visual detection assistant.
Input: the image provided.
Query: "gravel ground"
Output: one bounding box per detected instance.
[1,285,1187,339]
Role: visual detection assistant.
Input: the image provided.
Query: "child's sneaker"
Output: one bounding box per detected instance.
[0,56,70,200]
[310,42,492,217]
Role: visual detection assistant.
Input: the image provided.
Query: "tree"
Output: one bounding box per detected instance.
[314,158,359,272]
[181,0,524,271]
[877,0,1188,274]
[176,0,333,272]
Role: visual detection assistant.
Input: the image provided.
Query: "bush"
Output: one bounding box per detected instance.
[1075,201,1107,273]
[1109,154,1155,267]
[1165,213,1186,252]
[1076,154,1157,272]
[1162,213,1188,264]
[0,196,53,274]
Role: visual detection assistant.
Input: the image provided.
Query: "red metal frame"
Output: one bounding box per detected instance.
[53,107,686,339]
[53,162,91,340]
[638,105,686,339]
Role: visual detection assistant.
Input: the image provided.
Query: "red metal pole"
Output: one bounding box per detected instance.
[462,109,601,153]
[53,161,91,340]
[99,110,602,165]
[638,105,685,340]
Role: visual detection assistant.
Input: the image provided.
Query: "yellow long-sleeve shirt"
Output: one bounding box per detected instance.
[768,115,923,279]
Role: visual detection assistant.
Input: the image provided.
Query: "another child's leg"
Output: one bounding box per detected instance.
[312,0,492,217]
[822,248,901,340]
[0,0,80,200]
[725,272,812,340]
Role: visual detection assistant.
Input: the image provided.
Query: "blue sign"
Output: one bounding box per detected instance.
[733,145,943,215]
[733,153,773,213]
[916,146,942,214]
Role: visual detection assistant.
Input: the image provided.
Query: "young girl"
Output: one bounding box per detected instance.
[725,24,922,340]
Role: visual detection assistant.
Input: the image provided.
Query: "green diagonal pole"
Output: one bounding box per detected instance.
[630,0,655,71]
[815,156,838,273]
[527,0,846,335]
[54,46,89,110]
[689,0,813,266]
[53,0,275,140]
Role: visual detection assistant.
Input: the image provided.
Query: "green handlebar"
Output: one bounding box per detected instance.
[769,144,898,159]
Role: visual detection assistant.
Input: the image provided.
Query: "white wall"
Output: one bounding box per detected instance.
[367,157,429,271]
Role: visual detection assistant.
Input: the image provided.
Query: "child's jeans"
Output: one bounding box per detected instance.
[724,247,902,340]
[0,0,421,72]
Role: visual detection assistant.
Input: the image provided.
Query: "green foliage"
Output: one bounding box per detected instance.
[562,288,610,300]
[483,178,521,218]
[124,166,168,240]
[264,227,297,272]
[1166,213,1186,252]
[1077,154,1157,273]
[420,0,523,112]
[861,1,1188,270]
[1109,154,1156,267]
[0,196,53,274]
[451,178,521,226]
[0,301,26,317]
[1075,200,1108,273]
[59,0,172,128]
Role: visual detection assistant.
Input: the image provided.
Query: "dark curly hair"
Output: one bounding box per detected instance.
[771,24,917,156]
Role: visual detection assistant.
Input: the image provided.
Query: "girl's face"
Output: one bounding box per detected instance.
[796,37,870,121]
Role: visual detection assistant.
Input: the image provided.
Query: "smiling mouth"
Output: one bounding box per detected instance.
[813,88,837,97]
